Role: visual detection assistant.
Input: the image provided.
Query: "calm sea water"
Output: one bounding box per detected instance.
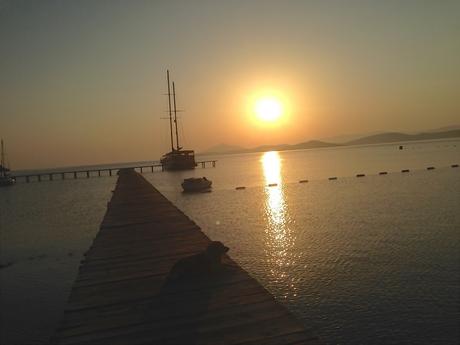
[1,140,459,344]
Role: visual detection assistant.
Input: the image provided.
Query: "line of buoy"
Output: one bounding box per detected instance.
[231,163,455,190]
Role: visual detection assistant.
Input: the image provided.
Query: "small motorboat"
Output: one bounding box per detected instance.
[181,177,212,193]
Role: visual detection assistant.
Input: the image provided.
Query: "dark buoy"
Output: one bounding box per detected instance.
[268,183,278,187]
[427,166,435,170]
[328,177,337,180]
[379,171,388,175]
[299,179,309,183]
[356,174,365,177]
[452,164,459,168]
[401,169,410,173]
[235,186,246,190]
[399,145,403,150]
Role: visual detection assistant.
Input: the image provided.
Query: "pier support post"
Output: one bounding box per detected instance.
[140,167,143,173]
[49,174,53,181]
[38,175,41,182]
[109,170,112,176]
[74,172,77,179]
[98,170,101,177]
[61,173,65,180]
[202,162,205,168]
[86,171,90,178]
[151,166,154,172]
[212,161,216,167]
[26,176,30,183]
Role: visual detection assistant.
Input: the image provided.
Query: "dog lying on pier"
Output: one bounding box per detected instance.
[165,241,230,284]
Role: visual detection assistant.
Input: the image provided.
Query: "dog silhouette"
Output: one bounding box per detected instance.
[165,241,230,283]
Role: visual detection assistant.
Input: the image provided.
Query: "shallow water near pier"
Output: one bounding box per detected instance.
[1,139,459,344]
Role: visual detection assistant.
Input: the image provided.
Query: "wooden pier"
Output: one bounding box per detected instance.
[53,169,322,345]
[12,160,217,183]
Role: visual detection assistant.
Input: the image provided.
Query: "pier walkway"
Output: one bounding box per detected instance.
[13,160,217,183]
[53,169,322,345]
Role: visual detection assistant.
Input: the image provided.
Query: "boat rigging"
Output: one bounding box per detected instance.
[160,70,196,171]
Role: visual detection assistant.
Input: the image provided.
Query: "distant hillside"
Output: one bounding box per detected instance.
[249,140,341,153]
[319,131,385,143]
[425,124,460,133]
[291,140,342,150]
[240,140,341,153]
[345,129,460,146]
[201,143,246,155]
[201,140,340,155]
[201,128,460,156]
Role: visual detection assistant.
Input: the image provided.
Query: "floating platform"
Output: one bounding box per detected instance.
[53,169,322,345]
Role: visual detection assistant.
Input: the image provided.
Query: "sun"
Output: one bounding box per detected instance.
[255,98,283,122]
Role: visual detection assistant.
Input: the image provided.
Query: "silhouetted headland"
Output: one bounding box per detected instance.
[202,128,460,155]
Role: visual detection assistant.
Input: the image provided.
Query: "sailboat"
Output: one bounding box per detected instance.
[0,139,15,187]
[160,70,196,171]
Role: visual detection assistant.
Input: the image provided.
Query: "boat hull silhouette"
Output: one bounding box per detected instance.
[181,177,212,192]
[161,150,196,171]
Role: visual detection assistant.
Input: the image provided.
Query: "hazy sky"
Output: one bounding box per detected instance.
[1,0,459,169]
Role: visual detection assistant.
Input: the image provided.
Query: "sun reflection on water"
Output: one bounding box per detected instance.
[261,151,298,298]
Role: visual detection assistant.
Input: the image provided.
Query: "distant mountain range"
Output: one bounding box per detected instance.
[201,127,460,155]
[344,130,460,146]
[425,124,460,133]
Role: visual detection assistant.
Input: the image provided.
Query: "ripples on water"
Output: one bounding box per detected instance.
[148,141,460,345]
[1,140,459,344]
[0,178,114,344]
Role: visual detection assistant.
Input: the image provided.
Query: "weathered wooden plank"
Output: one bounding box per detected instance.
[53,169,322,345]
[58,299,287,341]
[75,255,233,286]
[68,271,255,310]
[60,286,273,329]
[59,312,305,345]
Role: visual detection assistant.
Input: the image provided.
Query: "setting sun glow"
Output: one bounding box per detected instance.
[255,98,283,122]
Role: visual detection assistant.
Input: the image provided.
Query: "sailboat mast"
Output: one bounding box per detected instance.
[166,70,174,151]
[0,139,4,177]
[172,82,180,150]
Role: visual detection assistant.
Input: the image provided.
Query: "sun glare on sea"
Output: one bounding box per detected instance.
[255,98,283,122]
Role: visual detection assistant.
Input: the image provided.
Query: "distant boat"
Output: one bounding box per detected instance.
[0,139,15,187]
[160,70,196,171]
[181,177,212,193]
